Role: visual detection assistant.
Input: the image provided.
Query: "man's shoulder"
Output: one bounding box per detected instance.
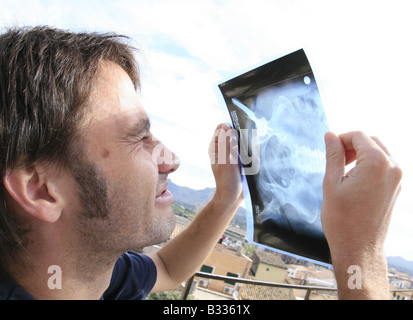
[101,251,157,300]
[113,251,156,274]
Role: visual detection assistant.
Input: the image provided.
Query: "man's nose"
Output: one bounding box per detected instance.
[152,139,180,174]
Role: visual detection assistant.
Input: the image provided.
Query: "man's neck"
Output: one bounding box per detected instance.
[11,247,119,300]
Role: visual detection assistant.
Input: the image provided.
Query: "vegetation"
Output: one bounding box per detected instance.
[145,289,194,300]
[242,243,255,258]
[145,290,183,300]
[172,202,197,220]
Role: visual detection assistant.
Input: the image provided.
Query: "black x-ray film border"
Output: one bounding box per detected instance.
[218,49,310,99]
[232,71,314,104]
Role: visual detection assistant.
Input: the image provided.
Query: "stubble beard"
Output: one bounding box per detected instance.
[68,147,176,258]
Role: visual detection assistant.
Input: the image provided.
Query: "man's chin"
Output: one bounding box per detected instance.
[149,209,176,245]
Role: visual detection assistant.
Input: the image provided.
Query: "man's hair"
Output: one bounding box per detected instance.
[0,26,140,276]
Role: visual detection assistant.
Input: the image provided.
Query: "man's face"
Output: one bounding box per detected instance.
[72,61,180,253]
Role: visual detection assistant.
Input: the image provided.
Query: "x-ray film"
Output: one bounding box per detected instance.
[218,49,331,265]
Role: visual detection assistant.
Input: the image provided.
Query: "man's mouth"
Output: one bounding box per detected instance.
[155,182,173,204]
[156,189,169,198]
[156,181,169,197]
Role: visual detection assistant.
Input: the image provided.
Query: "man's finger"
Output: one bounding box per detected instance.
[338,131,384,158]
[324,131,346,185]
[370,136,400,167]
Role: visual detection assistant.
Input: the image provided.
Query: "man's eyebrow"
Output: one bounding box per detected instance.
[125,117,151,137]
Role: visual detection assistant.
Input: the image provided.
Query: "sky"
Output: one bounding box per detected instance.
[0,0,412,261]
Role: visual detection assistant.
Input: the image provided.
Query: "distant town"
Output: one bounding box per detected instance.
[143,181,413,300]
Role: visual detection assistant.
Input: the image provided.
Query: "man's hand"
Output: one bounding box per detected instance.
[321,131,402,299]
[208,123,243,209]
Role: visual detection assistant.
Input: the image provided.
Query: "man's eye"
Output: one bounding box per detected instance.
[139,131,151,141]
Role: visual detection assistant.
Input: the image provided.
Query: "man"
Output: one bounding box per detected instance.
[0,26,402,300]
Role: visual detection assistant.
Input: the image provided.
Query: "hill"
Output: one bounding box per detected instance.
[387,256,413,275]
[168,179,215,210]
[168,179,247,230]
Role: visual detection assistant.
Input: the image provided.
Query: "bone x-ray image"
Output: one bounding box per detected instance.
[218,49,331,264]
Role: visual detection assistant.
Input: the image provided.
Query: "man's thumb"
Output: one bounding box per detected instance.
[324,132,345,185]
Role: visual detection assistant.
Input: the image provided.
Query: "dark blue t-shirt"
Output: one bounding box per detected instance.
[0,251,157,300]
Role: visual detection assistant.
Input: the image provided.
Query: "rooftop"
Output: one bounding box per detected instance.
[253,250,288,269]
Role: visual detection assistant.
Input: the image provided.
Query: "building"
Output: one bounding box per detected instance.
[196,243,252,297]
[287,264,336,287]
[250,249,288,283]
[286,264,337,300]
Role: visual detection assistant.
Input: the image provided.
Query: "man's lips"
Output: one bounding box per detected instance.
[155,182,173,204]
[156,182,169,197]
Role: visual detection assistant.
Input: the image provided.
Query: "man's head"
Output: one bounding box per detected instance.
[0,26,179,277]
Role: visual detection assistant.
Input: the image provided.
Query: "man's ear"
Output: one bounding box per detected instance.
[3,166,64,223]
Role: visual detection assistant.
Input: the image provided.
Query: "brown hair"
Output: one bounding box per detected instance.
[0,26,140,276]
